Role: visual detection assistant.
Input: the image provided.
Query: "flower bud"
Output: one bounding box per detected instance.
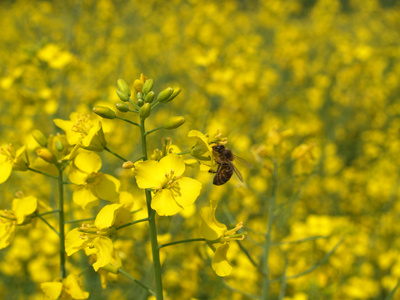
[142,78,153,94]
[165,87,182,103]
[157,87,174,103]
[93,106,116,119]
[163,116,185,130]
[122,161,135,169]
[137,92,144,100]
[144,91,155,103]
[37,148,56,163]
[137,99,144,107]
[32,130,48,147]
[116,102,129,112]
[116,90,130,102]
[55,140,64,152]
[139,103,151,119]
[117,79,131,96]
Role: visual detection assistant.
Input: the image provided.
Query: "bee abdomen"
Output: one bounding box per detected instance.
[213,164,234,185]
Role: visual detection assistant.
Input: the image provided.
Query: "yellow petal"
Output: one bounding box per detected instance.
[151,189,182,216]
[0,157,13,184]
[81,121,107,152]
[0,222,16,249]
[134,160,166,189]
[200,206,227,241]
[92,236,114,271]
[172,177,202,208]
[212,243,233,277]
[53,118,82,145]
[12,195,37,224]
[41,281,63,300]
[13,145,29,171]
[68,165,89,185]
[73,186,99,209]
[95,174,120,202]
[64,274,89,299]
[74,151,102,174]
[65,228,90,256]
[159,154,185,177]
[94,204,123,230]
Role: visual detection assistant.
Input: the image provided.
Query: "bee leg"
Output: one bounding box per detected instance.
[209,162,221,174]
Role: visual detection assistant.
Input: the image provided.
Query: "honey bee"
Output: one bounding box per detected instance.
[210,144,251,185]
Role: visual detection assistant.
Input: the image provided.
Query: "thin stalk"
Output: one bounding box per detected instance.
[261,154,278,299]
[159,238,205,249]
[57,165,66,279]
[34,210,60,217]
[145,126,164,136]
[65,217,95,224]
[115,218,149,230]
[118,268,156,296]
[175,150,191,155]
[140,117,164,300]
[104,146,128,162]
[37,215,59,237]
[28,167,58,180]
[116,116,140,127]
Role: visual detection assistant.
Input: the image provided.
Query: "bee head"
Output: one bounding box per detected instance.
[212,144,225,154]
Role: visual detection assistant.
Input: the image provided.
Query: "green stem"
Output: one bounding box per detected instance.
[118,268,156,296]
[261,153,278,299]
[116,116,140,127]
[104,146,128,162]
[57,164,66,279]
[140,117,164,300]
[158,238,205,249]
[145,126,164,136]
[115,218,149,230]
[28,167,58,180]
[34,210,60,217]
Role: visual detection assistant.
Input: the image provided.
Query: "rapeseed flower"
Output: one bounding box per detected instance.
[65,203,130,272]
[200,202,245,277]
[0,144,29,184]
[54,113,107,152]
[134,154,202,216]
[68,151,120,209]
[41,274,89,300]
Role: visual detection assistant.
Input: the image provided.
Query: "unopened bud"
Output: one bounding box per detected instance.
[163,116,185,129]
[165,87,182,103]
[117,79,131,96]
[137,99,144,107]
[93,106,116,119]
[55,140,64,152]
[116,102,129,112]
[37,148,56,163]
[157,87,173,103]
[142,78,153,94]
[144,91,155,103]
[32,130,47,147]
[116,90,130,102]
[122,161,135,169]
[139,103,151,119]
[137,92,144,100]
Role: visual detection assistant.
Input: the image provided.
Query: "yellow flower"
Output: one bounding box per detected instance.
[0,144,29,184]
[41,274,89,300]
[54,113,107,152]
[0,195,38,249]
[134,154,202,216]
[68,151,120,209]
[65,204,130,272]
[37,44,74,70]
[200,203,245,277]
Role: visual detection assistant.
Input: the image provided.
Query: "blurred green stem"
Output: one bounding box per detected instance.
[104,146,128,162]
[261,152,278,299]
[140,117,164,300]
[57,164,66,279]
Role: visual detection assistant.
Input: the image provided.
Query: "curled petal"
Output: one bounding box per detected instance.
[200,206,227,241]
[94,204,123,230]
[12,195,37,224]
[64,274,89,299]
[212,243,233,277]
[92,236,114,271]
[41,281,63,300]
[0,222,16,249]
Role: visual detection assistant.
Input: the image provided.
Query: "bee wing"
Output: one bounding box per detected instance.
[233,155,253,169]
[232,163,244,183]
